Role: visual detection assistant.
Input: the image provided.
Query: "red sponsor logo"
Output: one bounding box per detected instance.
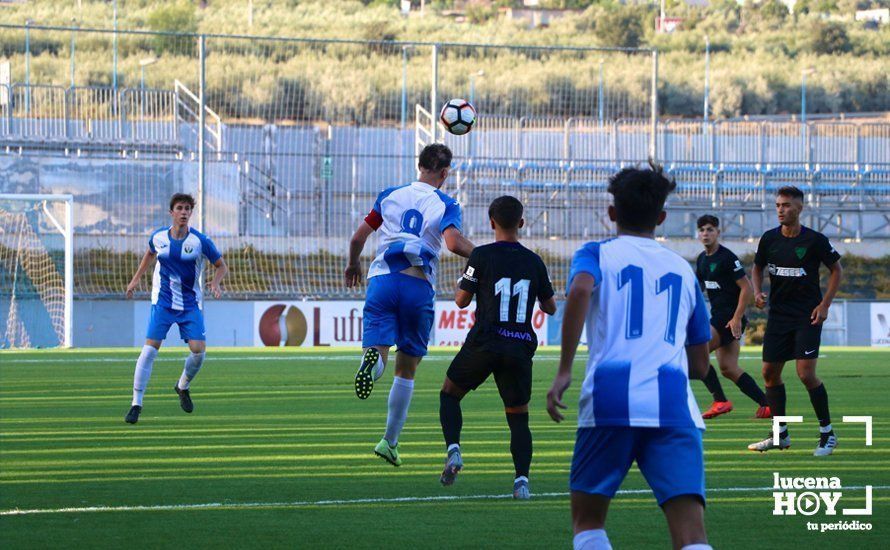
[438,309,476,330]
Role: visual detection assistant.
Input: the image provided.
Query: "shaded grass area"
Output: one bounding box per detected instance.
[1,348,888,548]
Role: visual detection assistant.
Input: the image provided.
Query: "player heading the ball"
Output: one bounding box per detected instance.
[345,143,474,467]
[124,193,228,425]
[547,165,713,550]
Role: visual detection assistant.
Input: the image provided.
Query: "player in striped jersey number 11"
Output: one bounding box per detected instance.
[546,166,713,550]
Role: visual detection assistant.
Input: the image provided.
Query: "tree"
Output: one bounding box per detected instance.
[596,10,644,48]
[148,2,198,56]
[811,21,851,54]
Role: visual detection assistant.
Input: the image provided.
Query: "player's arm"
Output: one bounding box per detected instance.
[686,342,710,380]
[345,221,375,287]
[752,235,769,309]
[455,249,480,308]
[539,295,557,315]
[728,275,753,339]
[812,260,843,325]
[547,273,593,423]
[208,257,228,299]
[687,283,712,380]
[455,288,473,308]
[537,259,557,315]
[126,249,156,299]
[751,262,767,309]
[443,226,474,258]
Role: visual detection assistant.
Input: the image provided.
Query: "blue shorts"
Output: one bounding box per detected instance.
[570,426,705,506]
[362,273,435,357]
[146,305,206,342]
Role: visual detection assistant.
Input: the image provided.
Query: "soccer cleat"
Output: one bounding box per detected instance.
[748,432,791,452]
[702,400,733,419]
[755,405,772,419]
[814,433,838,456]
[125,405,142,424]
[513,478,530,500]
[440,448,463,486]
[354,348,381,400]
[374,438,402,467]
[174,383,194,413]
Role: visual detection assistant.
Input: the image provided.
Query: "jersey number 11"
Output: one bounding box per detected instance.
[494,278,531,323]
[618,265,682,345]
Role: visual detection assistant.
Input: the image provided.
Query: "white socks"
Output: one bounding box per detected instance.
[384,376,414,446]
[574,529,611,550]
[132,347,205,406]
[132,345,159,406]
[178,352,206,390]
[573,529,709,550]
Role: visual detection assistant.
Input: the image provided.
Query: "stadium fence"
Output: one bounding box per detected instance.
[0,24,887,306]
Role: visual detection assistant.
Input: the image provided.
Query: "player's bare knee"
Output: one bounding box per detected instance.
[571,492,609,532]
[189,340,206,354]
[441,377,466,399]
[662,496,707,548]
[796,368,820,388]
[394,353,419,379]
[718,363,742,381]
[505,404,528,414]
[762,363,783,385]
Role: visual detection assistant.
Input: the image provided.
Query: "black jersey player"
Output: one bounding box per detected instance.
[747,186,843,456]
[695,215,770,420]
[438,196,557,499]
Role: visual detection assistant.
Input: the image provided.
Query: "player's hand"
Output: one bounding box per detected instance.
[210,282,222,299]
[125,282,137,299]
[754,292,767,310]
[546,372,571,423]
[811,302,829,325]
[726,316,743,340]
[344,263,362,287]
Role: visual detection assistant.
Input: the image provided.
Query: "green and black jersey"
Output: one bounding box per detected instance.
[696,245,746,321]
[754,226,841,320]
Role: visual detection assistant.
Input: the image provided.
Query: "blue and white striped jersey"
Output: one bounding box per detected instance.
[148,227,221,311]
[364,181,462,290]
[568,235,711,430]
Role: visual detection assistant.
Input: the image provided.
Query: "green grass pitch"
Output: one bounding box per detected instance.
[1,347,888,548]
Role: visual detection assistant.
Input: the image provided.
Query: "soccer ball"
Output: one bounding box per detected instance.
[439,99,477,136]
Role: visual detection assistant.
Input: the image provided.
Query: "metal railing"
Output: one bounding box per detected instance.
[1,83,180,148]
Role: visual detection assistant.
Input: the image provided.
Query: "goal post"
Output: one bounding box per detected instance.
[0,194,73,349]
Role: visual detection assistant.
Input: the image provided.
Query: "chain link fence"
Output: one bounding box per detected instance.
[0,24,887,300]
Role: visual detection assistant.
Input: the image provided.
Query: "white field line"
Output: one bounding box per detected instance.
[1,485,885,516]
[2,356,441,364]
[0,355,793,364]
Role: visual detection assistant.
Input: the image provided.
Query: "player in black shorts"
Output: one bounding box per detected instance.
[747,186,843,456]
[695,215,770,420]
[438,195,557,499]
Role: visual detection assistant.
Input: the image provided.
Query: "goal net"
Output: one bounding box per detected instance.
[0,194,73,349]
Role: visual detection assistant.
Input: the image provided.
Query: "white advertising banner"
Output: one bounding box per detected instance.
[870,302,890,347]
[433,301,549,347]
[254,301,366,347]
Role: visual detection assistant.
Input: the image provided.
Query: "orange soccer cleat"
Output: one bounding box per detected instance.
[755,405,772,419]
[702,401,734,419]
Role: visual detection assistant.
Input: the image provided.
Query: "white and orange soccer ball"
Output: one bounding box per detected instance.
[439,99,477,136]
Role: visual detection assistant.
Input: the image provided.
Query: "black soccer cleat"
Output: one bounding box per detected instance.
[125,405,142,424]
[174,383,194,413]
[354,348,380,400]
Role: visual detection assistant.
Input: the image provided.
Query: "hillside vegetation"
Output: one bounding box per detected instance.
[0,1,887,118]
